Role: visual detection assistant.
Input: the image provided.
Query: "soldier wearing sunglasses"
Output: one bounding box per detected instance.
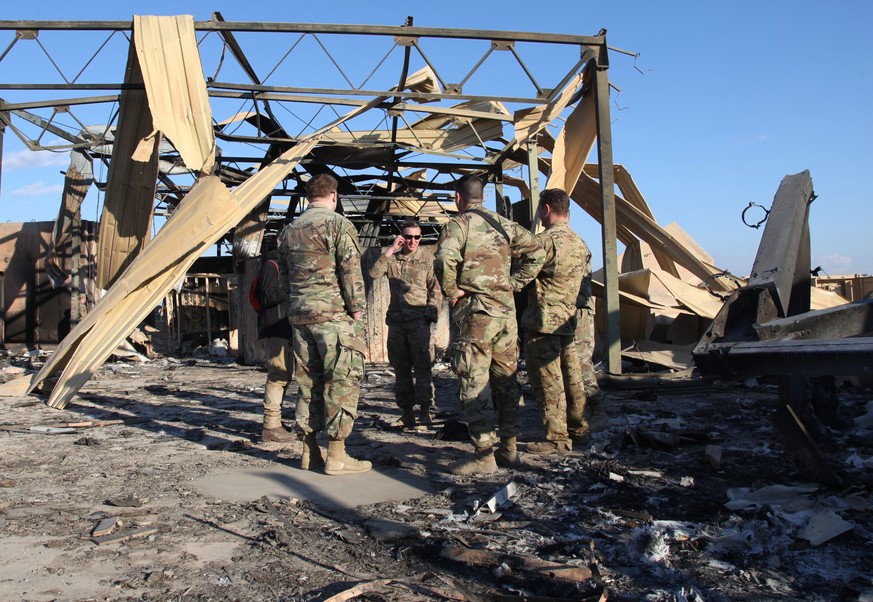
[370,219,442,428]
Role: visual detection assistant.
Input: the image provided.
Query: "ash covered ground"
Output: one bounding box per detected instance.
[1,351,872,601]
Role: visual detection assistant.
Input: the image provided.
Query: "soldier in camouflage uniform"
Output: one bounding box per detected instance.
[277,174,371,476]
[255,249,297,443]
[435,174,544,474]
[576,264,609,430]
[370,219,441,429]
[522,188,590,453]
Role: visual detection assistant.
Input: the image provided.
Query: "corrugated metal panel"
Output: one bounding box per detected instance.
[96,39,158,290]
[133,15,215,174]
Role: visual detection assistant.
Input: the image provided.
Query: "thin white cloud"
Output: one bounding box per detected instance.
[818,253,853,275]
[3,149,69,170]
[9,180,64,198]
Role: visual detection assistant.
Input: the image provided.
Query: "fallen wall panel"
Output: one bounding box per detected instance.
[134,15,215,174]
[96,37,159,290]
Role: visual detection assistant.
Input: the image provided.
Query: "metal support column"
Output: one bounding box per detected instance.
[0,118,5,198]
[526,138,540,227]
[591,42,621,374]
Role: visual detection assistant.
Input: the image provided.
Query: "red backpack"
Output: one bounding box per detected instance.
[248,275,262,312]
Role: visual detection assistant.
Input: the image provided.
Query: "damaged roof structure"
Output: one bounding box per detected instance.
[0,14,743,406]
[2,15,869,477]
[2,13,873,601]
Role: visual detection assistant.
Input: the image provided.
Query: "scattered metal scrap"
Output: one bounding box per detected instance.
[0,14,769,395]
[693,170,873,484]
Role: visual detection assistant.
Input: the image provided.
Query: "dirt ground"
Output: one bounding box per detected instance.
[1,350,872,602]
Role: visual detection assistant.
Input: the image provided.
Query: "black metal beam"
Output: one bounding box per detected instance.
[0,20,605,46]
[592,43,621,375]
[695,337,873,377]
[755,299,873,341]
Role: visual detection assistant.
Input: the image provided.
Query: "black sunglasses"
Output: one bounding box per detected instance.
[404,234,422,240]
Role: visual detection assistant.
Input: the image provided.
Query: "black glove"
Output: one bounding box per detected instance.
[425,306,439,323]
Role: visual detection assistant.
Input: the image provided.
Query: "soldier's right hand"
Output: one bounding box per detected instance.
[391,235,405,251]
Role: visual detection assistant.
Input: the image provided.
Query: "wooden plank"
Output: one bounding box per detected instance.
[92,526,157,546]
[92,517,118,537]
[441,544,592,583]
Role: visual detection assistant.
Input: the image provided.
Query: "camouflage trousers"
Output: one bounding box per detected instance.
[262,336,294,429]
[525,329,588,440]
[292,319,366,440]
[575,308,601,399]
[451,312,521,449]
[387,317,434,410]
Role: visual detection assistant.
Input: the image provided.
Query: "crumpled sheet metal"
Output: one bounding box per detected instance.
[545,66,595,194]
[512,67,587,146]
[46,149,94,287]
[96,36,159,291]
[32,138,320,408]
[133,15,215,174]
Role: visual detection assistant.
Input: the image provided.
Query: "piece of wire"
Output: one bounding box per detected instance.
[704,271,743,300]
[741,202,769,229]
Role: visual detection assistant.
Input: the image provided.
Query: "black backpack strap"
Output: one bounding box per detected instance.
[467,208,511,245]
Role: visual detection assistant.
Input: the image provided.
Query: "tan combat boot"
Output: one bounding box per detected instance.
[450,446,499,475]
[391,407,416,429]
[325,440,372,475]
[300,433,325,471]
[495,436,520,467]
[526,440,572,455]
[262,425,298,443]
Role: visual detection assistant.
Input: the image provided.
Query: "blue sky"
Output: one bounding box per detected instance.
[1,1,871,277]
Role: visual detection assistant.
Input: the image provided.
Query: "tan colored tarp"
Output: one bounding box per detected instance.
[96,37,159,290]
[622,341,695,371]
[133,15,215,174]
[811,286,850,310]
[613,166,679,277]
[403,65,440,97]
[324,100,508,154]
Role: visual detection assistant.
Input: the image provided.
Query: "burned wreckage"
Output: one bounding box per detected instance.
[0,14,872,601]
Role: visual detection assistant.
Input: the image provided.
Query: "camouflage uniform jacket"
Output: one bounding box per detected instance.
[435,204,544,319]
[575,238,594,312]
[277,205,365,325]
[369,247,441,323]
[522,222,589,336]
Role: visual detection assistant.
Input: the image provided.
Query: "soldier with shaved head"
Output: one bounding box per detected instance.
[435,174,545,474]
[277,173,371,476]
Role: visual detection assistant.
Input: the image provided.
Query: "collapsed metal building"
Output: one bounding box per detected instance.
[0,15,655,404]
[3,16,870,485]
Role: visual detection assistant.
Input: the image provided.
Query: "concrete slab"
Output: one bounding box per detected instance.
[192,465,434,511]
